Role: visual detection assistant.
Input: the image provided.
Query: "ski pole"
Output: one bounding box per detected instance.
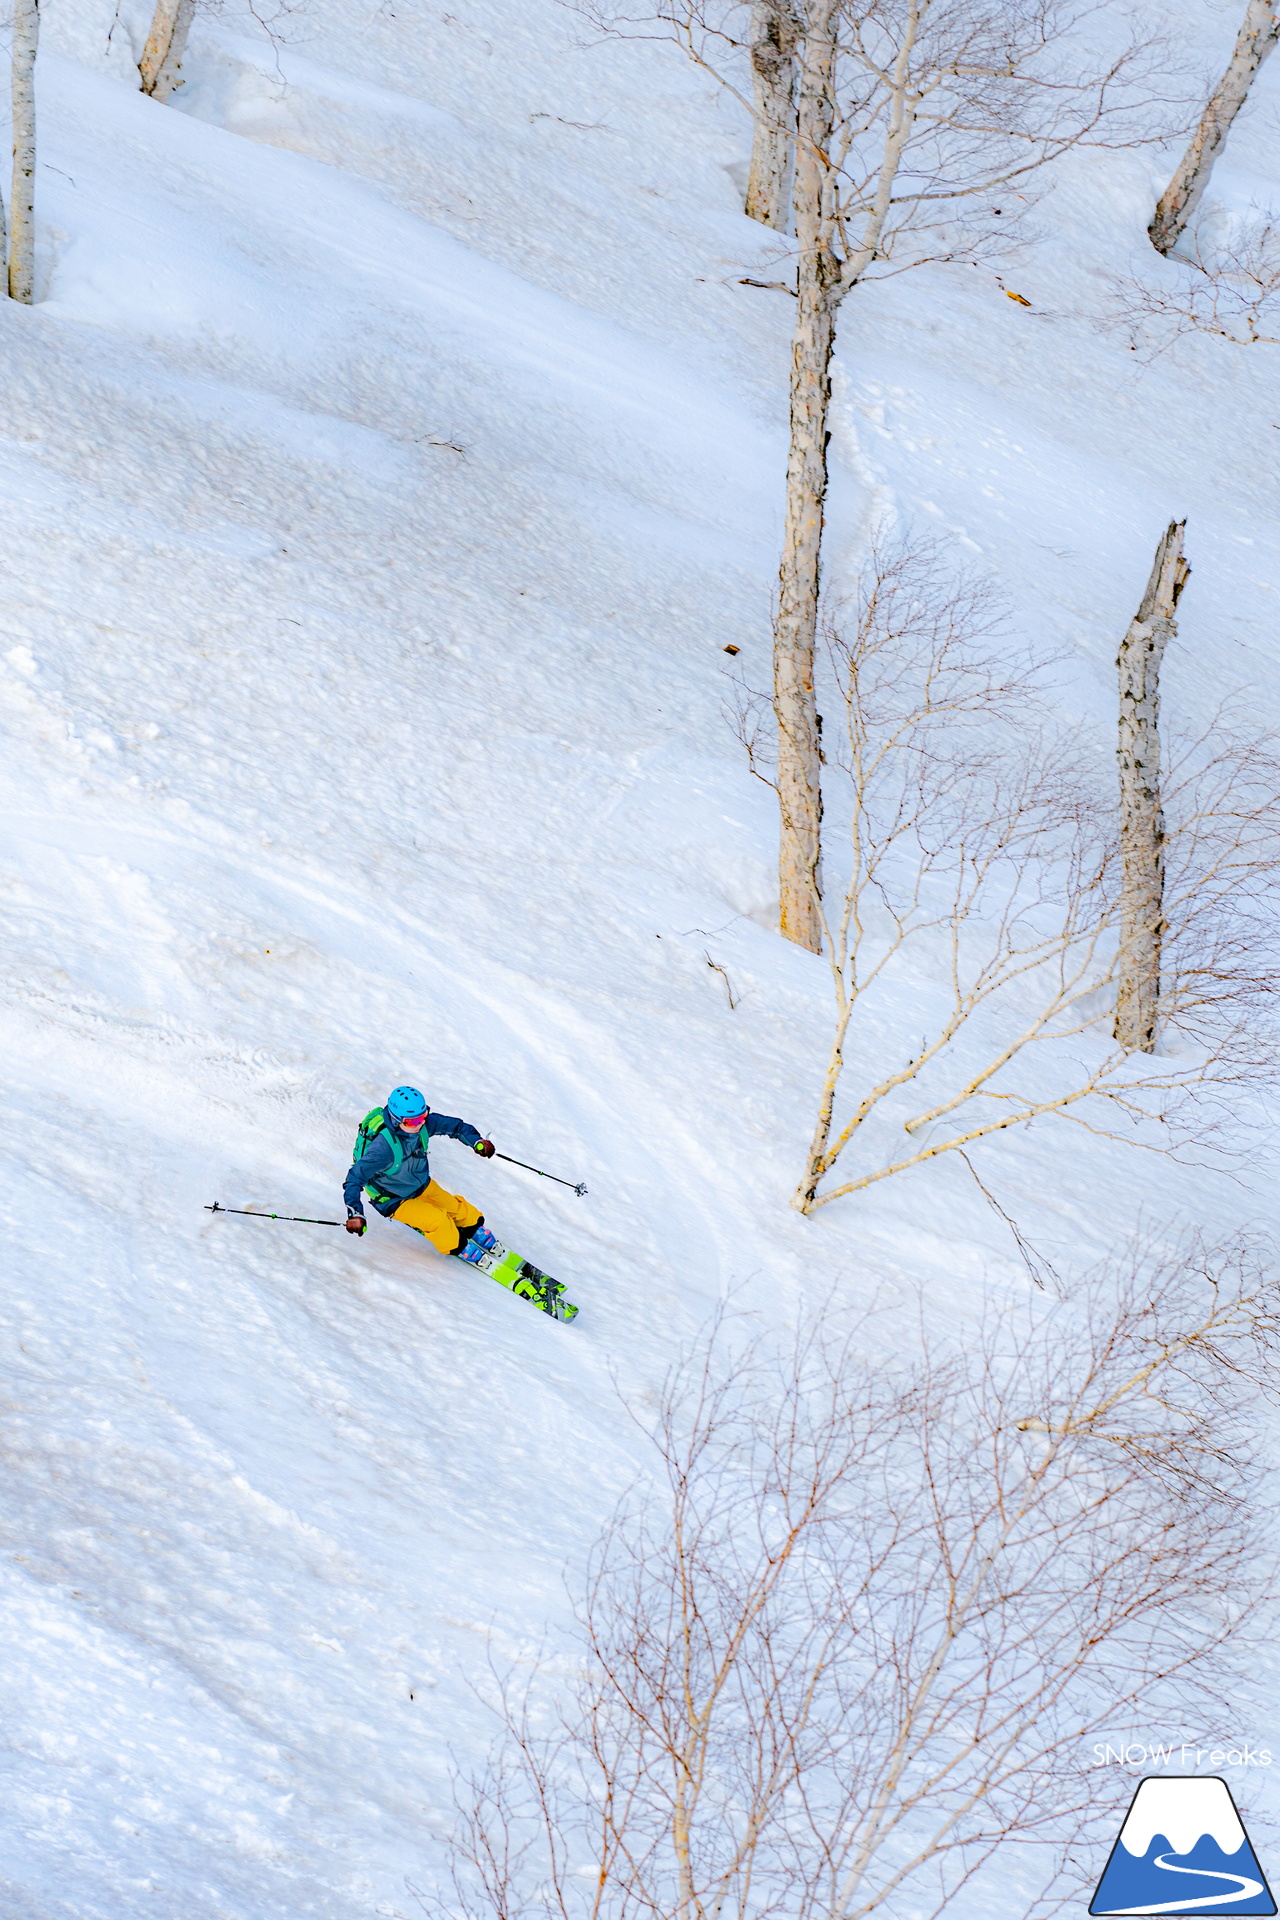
[493,1154,588,1198]
[204,1202,344,1226]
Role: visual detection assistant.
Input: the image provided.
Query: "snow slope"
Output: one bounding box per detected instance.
[2,0,1279,1913]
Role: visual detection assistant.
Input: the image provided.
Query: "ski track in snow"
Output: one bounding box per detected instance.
[2,0,1280,1913]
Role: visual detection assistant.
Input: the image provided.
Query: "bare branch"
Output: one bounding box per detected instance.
[790,538,1280,1214]
[438,1247,1277,1917]
[1112,213,1280,353]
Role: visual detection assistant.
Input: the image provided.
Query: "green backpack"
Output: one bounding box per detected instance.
[351,1106,406,1202]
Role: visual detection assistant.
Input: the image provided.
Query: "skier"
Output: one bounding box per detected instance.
[344,1083,495,1258]
[343,1085,577,1320]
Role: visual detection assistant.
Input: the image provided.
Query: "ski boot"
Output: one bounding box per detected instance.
[456,1225,499,1267]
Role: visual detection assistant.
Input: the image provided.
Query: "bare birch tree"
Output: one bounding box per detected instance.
[579,2,1179,954]
[745,1,799,226]
[438,1245,1276,1920]
[1114,521,1189,1054]
[746,542,1280,1213]
[1149,0,1279,256]
[8,0,37,306]
[139,0,196,101]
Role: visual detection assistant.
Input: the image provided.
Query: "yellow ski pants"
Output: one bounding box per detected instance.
[392,1179,482,1255]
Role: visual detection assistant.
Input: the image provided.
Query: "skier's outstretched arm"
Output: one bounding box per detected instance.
[427,1112,494,1156]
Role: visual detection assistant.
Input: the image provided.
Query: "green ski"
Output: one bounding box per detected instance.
[466,1239,578,1321]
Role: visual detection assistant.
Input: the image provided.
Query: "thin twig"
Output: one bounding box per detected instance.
[705,952,740,1009]
[955,1150,1054,1290]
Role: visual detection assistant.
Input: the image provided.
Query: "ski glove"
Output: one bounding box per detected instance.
[474,1139,495,1157]
[346,1210,367,1235]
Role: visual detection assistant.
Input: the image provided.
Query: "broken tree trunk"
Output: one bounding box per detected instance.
[1114,521,1190,1053]
[1150,0,1279,255]
[745,0,798,229]
[9,0,37,306]
[139,0,196,102]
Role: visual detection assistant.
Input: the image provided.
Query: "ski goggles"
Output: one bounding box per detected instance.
[396,1110,428,1130]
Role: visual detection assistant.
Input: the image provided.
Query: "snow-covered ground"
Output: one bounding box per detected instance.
[3,0,1279,1912]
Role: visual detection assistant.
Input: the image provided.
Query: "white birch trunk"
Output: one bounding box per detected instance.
[139,0,181,94]
[140,0,196,103]
[1150,0,1279,255]
[744,1,797,230]
[1114,521,1190,1053]
[9,0,38,307]
[774,0,840,952]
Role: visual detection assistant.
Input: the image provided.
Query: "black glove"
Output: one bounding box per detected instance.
[346,1210,367,1235]
[474,1138,495,1158]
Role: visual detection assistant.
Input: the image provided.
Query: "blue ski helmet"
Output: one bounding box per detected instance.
[386,1085,429,1123]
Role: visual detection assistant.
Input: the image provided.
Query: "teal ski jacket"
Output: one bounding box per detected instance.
[345,1111,484,1217]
